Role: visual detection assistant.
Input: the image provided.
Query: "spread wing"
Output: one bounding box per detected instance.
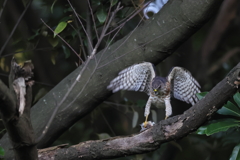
[167,67,201,105]
[107,62,156,95]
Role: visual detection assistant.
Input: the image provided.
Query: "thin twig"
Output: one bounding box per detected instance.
[67,0,93,51]
[0,0,32,57]
[131,0,145,20]
[96,21,124,65]
[99,108,116,136]
[97,23,184,69]
[101,1,113,39]
[98,15,145,65]
[114,1,150,26]
[104,101,135,108]
[86,4,93,54]
[72,17,87,60]
[0,0,8,20]
[75,3,122,81]
[94,3,146,66]
[69,23,87,61]
[78,33,87,61]
[105,2,150,37]
[87,0,99,40]
[40,19,83,63]
[103,101,133,121]
[90,3,123,58]
[62,3,124,112]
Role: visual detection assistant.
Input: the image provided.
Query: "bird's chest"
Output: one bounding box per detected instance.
[150,95,165,108]
[150,82,171,108]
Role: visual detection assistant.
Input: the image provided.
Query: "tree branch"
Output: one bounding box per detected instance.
[0,80,16,122]
[0,59,37,160]
[38,62,240,160]
[0,0,224,158]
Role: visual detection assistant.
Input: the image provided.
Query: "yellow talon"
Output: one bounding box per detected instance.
[143,115,149,127]
[165,116,168,120]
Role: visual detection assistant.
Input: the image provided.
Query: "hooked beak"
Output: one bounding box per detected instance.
[154,89,158,95]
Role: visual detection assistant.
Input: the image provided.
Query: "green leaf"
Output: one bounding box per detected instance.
[0,147,4,156]
[28,29,40,40]
[110,0,118,6]
[33,88,48,104]
[96,6,107,23]
[62,45,70,59]
[196,119,240,136]
[217,101,240,117]
[132,111,139,128]
[234,92,240,108]
[196,126,208,135]
[50,51,58,65]
[51,0,58,13]
[206,118,240,136]
[230,144,240,160]
[196,92,208,100]
[48,37,59,47]
[54,21,67,37]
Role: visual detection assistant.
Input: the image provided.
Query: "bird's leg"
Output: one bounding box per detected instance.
[164,97,172,119]
[143,98,152,127]
[143,115,149,127]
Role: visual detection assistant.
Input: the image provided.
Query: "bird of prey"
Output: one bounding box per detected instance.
[107,62,200,126]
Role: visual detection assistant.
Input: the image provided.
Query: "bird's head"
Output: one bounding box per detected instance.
[152,77,166,95]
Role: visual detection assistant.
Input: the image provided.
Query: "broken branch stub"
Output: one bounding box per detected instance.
[11,58,34,115]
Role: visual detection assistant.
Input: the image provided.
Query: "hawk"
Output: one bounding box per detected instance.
[107,62,200,126]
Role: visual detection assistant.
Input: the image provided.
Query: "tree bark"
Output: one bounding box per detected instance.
[0,59,37,160]
[0,0,224,158]
[38,62,240,159]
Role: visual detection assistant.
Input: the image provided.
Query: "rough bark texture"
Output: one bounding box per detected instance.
[0,59,37,160]
[38,63,240,159]
[0,0,224,158]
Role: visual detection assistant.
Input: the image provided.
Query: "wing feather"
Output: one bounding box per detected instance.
[107,62,156,95]
[168,67,201,105]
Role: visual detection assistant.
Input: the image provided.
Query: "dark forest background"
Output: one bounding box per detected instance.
[0,0,240,159]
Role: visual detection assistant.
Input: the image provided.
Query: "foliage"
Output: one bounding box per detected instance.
[230,144,240,160]
[0,146,4,156]
[196,92,240,160]
[54,21,68,38]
